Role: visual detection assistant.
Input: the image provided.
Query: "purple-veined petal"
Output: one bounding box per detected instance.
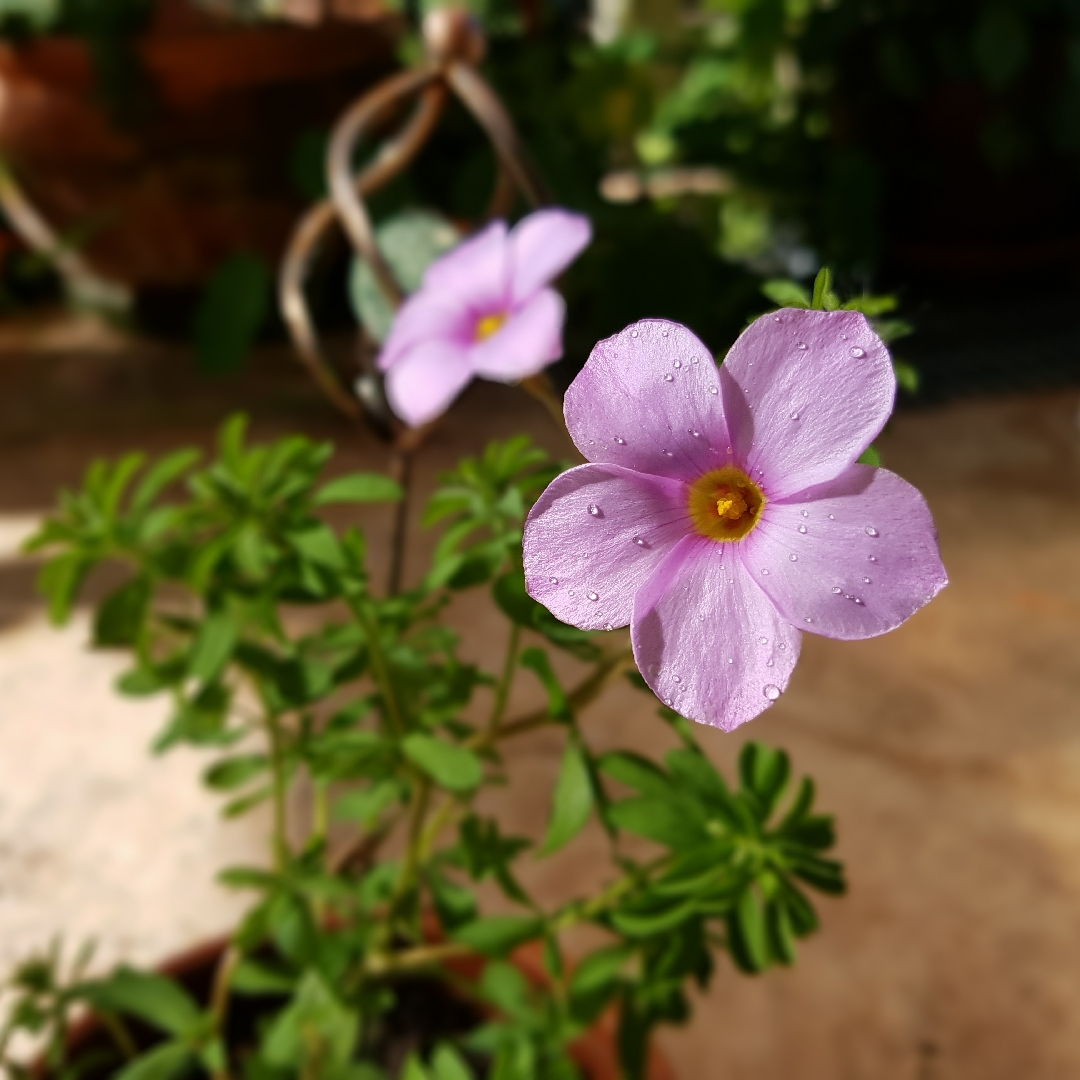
[631,535,801,731]
[524,463,690,632]
[746,464,948,640]
[378,290,473,371]
[510,208,592,305]
[422,220,510,314]
[383,340,472,427]
[470,288,565,381]
[564,319,732,482]
[721,308,894,498]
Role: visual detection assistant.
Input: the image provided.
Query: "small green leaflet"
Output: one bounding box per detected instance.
[313,473,403,505]
[403,733,483,793]
[539,737,593,854]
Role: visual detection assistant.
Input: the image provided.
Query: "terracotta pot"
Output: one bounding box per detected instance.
[43,936,676,1080]
[0,0,400,288]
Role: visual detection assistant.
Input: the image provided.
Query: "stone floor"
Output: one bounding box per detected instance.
[2,314,1080,1078]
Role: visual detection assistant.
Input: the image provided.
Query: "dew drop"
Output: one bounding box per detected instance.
[759,636,768,645]
[865,526,878,537]
[692,356,700,364]
[604,623,613,632]
[766,659,775,667]
[763,684,781,701]
[790,411,799,420]
[850,346,866,358]
[798,524,807,534]
[796,342,808,351]
[828,514,835,520]
[633,536,646,547]
[727,657,734,665]
[674,360,682,369]
[801,509,809,518]
[661,329,669,337]
[551,577,558,585]
[772,315,781,322]
[663,373,674,382]
[831,587,842,594]
[868,555,877,562]
[789,553,798,562]
[710,386,719,395]
[587,591,599,602]
[778,643,786,650]
[863,576,871,584]
[614,436,626,445]
[760,568,770,576]
[673,675,681,683]
[631,330,639,338]
[804,616,813,623]
[663,449,674,457]
[854,598,864,605]
[840,333,847,340]
[691,430,701,438]
[588,504,600,516]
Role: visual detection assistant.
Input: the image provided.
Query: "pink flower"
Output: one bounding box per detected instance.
[377,208,591,427]
[522,311,947,731]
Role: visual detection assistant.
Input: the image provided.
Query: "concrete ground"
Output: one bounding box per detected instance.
[2,313,1080,1078]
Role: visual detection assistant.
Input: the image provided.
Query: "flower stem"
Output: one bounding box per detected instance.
[209,946,241,1080]
[387,447,414,597]
[265,713,290,872]
[488,622,520,736]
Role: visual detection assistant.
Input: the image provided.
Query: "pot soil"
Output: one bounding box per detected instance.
[0,0,399,289]
[39,938,676,1080]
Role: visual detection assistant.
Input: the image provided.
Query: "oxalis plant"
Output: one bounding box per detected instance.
[3,212,945,1080]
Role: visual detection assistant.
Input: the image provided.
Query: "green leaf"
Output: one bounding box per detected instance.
[738,742,790,818]
[231,958,296,995]
[480,961,532,1020]
[427,866,477,930]
[348,210,460,343]
[194,253,271,375]
[810,267,840,311]
[188,610,239,682]
[893,358,920,394]
[93,576,152,647]
[452,915,544,957]
[856,444,881,467]
[606,796,708,850]
[84,967,200,1035]
[203,754,268,792]
[313,473,404,505]
[730,888,769,972]
[598,752,671,797]
[288,522,345,570]
[403,733,483,793]
[539,738,593,855]
[130,448,201,513]
[431,1043,475,1080]
[114,1042,193,1080]
[333,780,400,827]
[519,647,571,722]
[37,553,91,625]
[493,570,600,661]
[760,279,810,308]
[402,1055,431,1080]
[262,969,358,1070]
[569,944,634,1013]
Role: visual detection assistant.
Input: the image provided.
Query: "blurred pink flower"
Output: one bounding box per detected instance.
[377,208,591,426]
[523,311,947,731]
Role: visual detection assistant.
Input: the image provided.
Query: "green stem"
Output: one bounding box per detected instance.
[351,598,406,738]
[311,779,329,847]
[209,947,240,1080]
[488,622,520,735]
[265,713,290,872]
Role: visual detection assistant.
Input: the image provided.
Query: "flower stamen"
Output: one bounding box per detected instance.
[688,465,765,542]
[475,312,508,341]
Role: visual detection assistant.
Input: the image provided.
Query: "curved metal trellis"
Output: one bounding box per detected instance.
[278,7,552,436]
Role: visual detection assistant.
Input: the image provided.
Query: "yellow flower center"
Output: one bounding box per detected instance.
[475,312,507,341]
[688,465,766,542]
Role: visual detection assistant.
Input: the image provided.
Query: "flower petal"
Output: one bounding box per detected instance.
[422,220,510,314]
[632,535,801,731]
[746,464,948,639]
[721,308,895,498]
[563,319,732,482]
[377,290,471,371]
[524,463,690,632]
[383,340,472,427]
[510,208,592,305]
[470,288,565,381]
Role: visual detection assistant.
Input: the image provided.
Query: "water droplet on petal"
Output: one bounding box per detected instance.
[673,675,681,683]
[850,346,866,358]
[773,315,781,322]
[801,509,809,518]
[674,359,682,369]
[663,449,673,457]
[633,536,646,547]
[759,636,768,644]
[766,659,775,667]
[791,411,799,420]
[763,684,781,701]
[588,504,600,516]
[868,555,877,562]
[551,577,558,585]
[587,591,599,602]
[727,657,734,665]
[798,525,807,534]
[631,329,639,338]
[614,436,626,445]
[804,616,813,623]
[796,342,808,351]
[865,526,878,536]
[692,356,700,364]
[831,587,842,594]
[854,597,864,605]
[663,373,674,382]
[691,429,701,438]
[662,329,669,337]
[604,623,613,631]
[863,576,871,584]
[828,514,835,520]
[778,643,786,650]
[789,553,798,562]
[710,386,719,395]
[760,568,770,576]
